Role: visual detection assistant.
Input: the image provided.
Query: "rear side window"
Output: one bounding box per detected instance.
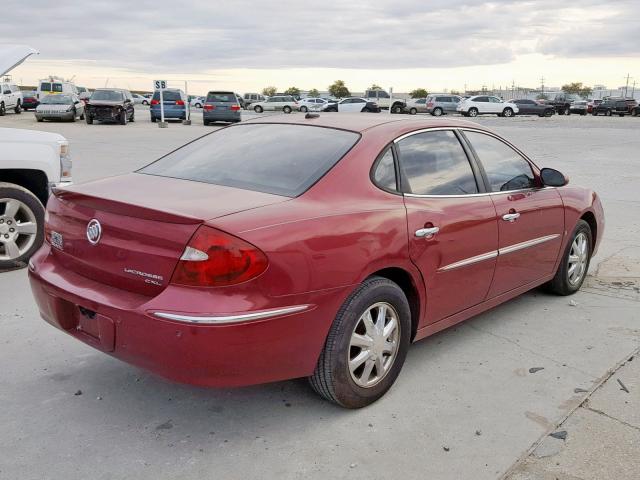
[372,149,397,192]
[140,124,360,197]
[464,131,534,192]
[206,92,235,102]
[40,82,51,91]
[396,130,478,195]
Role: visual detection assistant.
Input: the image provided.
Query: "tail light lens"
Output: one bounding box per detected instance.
[150,99,159,105]
[230,104,240,111]
[175,100,185,105]
[204,104,215,111]
[171,226,268,287]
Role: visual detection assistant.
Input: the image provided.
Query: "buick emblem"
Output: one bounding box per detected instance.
[86,219,102,245]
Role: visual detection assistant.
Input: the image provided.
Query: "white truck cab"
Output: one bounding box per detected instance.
[0,80,23,115]
[1,45,73,268]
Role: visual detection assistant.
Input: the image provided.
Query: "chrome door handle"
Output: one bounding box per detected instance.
[415,227,440,238]
[502,213,520,222]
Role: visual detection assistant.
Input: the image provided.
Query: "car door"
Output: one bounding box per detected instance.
[474,96,489,113]
[398,129,499,323]
[487,97,503,113]
[462,130,564,297]
[338,98,354,112]
[447,96,461,112]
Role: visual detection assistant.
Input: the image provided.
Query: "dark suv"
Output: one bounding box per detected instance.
[85,88,135,124]
[593,98,638,117]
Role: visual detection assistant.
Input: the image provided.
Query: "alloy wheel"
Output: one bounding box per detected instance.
[0,198,38,261]
[567,232,589,286]
[348,302,400,388]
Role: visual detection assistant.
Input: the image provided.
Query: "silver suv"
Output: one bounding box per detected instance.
[425,94,462,116]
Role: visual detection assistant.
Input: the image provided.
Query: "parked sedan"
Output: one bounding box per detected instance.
[28,115,603,409]
[323,97,380,112]
[35,94,85,122]
[457,95,519,117]
[252,95,299,113]
[425,94,462,116]
[511,99,554,117]
[85,88,135,125]
[190,96,206,108]
[21,90,39,110]
[406,98,427,115]
[570,101,588,115]
[298,97,329,112]
[202,91,241,125]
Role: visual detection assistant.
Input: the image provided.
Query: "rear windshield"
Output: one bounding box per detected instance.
[206,92,236,102]
[152,90,181,101]
[40,82,62,92]
[139,124,360,197]
[91,90,124,101]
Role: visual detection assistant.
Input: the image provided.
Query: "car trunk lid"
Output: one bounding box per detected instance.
[47,173,289,296]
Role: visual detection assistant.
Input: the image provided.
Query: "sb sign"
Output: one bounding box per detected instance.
[154,80,167,90]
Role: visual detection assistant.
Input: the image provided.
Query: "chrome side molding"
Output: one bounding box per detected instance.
[153,305,312,325]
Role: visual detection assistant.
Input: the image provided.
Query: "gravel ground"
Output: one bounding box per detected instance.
[1,108,638,480]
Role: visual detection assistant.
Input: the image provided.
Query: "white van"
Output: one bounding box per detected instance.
[37,77,77,100]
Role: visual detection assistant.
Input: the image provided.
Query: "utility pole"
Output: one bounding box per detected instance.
[632,81,636,99]
[624,73,630,97]
[540,76,545,97]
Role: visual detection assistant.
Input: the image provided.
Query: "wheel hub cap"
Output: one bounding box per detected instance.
[348,302,400,388]
[0,199,38,261]
[567,232,589,286]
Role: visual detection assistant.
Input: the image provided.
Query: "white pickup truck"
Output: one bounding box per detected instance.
[1,45,72,269]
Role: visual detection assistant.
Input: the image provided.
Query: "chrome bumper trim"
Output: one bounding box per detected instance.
[153,304,312,325]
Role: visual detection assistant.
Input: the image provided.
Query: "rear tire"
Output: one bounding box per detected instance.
[254,105,263,113]
[300,106,308,113]
[545,220,592,296]
[70,108,76,122]
[85,115,93,124]
[432,107,443,116]
[283,106,292,114]
[0,102,5,116]
[468,108,478,117]
[606,110,612,117]
[203,120,210,126]
[409,107,417,115]
[309,276,411,408]
[14,100,21,114]
[150,116,157,123]
[502,107,514,117]
[392,104,404,114]
[0,183,45,270]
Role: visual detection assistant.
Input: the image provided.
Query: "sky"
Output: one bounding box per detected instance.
[3,0,640,95]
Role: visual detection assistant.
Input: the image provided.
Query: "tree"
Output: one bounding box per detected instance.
[262,86,277,97]
[307,88,320,98]
[328,80,350,98]
[561,82,592,98]
[409,88,429,99]
[368,84,383,91]
[284,86,300,96]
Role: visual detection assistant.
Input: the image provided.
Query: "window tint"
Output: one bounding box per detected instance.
[465,131,535,192]
[140,124,360,197]
[40,82,51,91]
[152,90,181,101]
[373,149,397,192]
[397,130,478,195]
[206,92,235,102]
[475,96,489,102]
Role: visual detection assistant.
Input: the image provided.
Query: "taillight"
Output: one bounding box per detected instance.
[427,102,434,108]
[150,99,159,105]
[171,226,268,287]
[175,100,185,105]
[204,104,215,111]
[230,104,240,111]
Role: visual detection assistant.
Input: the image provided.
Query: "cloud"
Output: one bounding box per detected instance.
[1,0,638,73]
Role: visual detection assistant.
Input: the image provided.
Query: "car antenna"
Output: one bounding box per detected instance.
[305,113,320,119]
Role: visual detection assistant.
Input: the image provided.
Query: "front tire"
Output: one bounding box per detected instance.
[545,220,592,296]
[502,107,514,117]
[468,107,478,117]
[85,115,93,124]
[392,104,404,114]
[432,107,443,116]
[283,106,292,114]
[14,100,21,114]
[0,102,5,116]
[309,276,411,408]
[120,110,127,125]
[409,107,417,115]
[0,183,45,269]
[299,106,308,113]
[254,105,263,113]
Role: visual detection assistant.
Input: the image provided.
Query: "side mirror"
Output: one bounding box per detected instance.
[540,167,568,187]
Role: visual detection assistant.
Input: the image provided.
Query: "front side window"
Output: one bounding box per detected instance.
[396,130,478,195]
[489,97,502,103]
[464,131,535,192]
[372,148,397,192]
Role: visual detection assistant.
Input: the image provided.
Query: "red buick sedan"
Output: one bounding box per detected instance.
[28,114,604,408]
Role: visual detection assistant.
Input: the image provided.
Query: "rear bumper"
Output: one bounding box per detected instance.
[28,245,347,387]
[150,106,186,119]
[203,110,241,122]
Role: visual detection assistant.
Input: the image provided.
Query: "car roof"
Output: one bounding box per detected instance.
[242,112,490,135]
